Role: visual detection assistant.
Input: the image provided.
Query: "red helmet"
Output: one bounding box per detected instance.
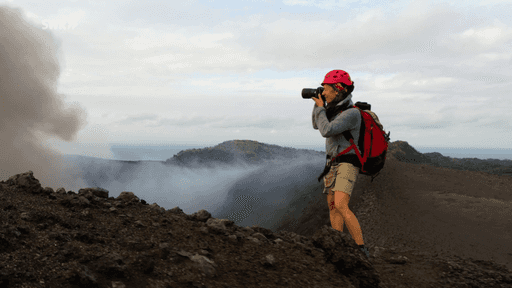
[321,70,353,87]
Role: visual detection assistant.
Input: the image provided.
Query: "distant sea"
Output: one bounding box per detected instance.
[89,143,512,162]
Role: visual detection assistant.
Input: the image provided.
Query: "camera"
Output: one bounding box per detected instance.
[302,87,325,103]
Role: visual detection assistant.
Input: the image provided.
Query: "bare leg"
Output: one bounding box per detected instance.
[334,190,364,245]
[327,193,344,232]
[341,208,364,245]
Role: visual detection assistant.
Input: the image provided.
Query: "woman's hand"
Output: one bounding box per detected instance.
[313,93,324,107]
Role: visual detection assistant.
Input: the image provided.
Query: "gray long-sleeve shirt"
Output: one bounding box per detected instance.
[312,93,361,159]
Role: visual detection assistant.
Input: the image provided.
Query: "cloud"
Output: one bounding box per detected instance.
[114,113,300,130]
[451,19,512,49]
[477,0,512,6]
[355,8,386,22]
[4,0,512,150]
[125,29,235,51]
[283,0,362,9]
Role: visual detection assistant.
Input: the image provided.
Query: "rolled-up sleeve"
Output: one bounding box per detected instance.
[313,106,358,138]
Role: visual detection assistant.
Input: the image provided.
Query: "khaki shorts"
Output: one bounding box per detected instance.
[323,162,359,197]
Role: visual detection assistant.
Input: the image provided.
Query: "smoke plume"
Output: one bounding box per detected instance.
[0,6,87,192]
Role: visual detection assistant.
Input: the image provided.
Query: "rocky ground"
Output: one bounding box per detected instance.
[0,170,511,288]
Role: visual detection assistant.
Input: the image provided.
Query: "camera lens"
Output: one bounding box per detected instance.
[302,87,324,99]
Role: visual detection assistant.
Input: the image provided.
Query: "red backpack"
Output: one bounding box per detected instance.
[336,101,391,182]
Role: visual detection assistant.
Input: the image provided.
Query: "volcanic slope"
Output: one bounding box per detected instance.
[0,139,511,287]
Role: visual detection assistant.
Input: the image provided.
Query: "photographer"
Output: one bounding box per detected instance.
[311,70,369,258]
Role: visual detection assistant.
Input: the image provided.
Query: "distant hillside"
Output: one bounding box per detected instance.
[387,140,431,163]
[162,139,512,177]
[163,139,324,167]
[388,140,512,177]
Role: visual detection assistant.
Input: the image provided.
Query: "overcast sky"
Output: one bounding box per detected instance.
[2,0,512,162]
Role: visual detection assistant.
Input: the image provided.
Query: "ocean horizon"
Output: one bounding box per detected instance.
[60,143,512,162]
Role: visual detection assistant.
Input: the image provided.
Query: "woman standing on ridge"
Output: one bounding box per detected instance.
[312,70,370,259]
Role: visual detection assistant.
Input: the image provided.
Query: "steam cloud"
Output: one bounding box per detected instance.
[0,6,88,191]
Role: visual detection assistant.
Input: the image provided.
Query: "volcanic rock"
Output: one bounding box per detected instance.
[0,170,510,287]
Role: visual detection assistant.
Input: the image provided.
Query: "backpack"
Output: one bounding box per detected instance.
[339,101,391,182]
[317,101,391,183]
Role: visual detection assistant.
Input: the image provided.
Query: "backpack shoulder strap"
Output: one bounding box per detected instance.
[339,105,357,141]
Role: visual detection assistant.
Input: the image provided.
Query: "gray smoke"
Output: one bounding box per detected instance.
[0,6,88,191]
[69,153,326,228]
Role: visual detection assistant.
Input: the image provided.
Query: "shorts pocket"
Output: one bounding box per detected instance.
[323,164,340,188]
[336,163,358,183]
